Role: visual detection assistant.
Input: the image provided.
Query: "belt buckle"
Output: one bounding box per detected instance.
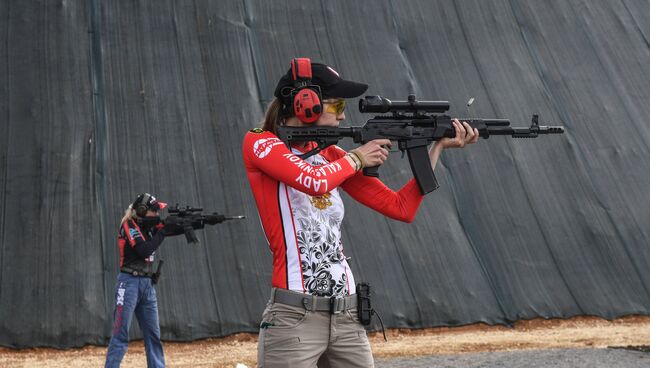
[132,270,139,276]
[330,297,343,314]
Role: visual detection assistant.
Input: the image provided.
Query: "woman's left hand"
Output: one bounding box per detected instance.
[438,119,479,149]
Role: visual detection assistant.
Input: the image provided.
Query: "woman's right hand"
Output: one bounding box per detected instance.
[351,139,392,168]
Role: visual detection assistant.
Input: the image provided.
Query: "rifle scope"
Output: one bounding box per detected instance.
[359,95,450,114]
[168,205,203,214]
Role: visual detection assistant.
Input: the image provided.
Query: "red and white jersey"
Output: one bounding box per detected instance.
[242,129,425,297]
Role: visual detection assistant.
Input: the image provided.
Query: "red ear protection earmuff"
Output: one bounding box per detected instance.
[290,58,322,124]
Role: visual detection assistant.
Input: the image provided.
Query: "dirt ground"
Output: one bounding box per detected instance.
[1,315,650,368]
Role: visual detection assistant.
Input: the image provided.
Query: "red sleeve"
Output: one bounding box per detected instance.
[322,146,425,223]
[242,130,358,196]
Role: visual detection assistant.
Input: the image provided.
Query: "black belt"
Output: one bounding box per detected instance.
[120,266,154,278]
[271,288,357,314]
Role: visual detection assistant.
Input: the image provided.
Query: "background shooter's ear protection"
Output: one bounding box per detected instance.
[280,58,323,124]
[133,193,152,218]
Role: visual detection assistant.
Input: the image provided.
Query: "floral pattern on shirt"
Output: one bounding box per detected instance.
[289,153,351,297]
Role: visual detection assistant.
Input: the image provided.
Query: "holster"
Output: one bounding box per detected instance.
[356,282,373,325]
[151,260,164,285]
[356,282,388,341]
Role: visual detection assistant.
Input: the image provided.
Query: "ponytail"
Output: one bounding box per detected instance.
[120,205,136,225]
[260,98,284,135]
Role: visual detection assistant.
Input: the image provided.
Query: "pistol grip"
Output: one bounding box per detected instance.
[363,166,380,177]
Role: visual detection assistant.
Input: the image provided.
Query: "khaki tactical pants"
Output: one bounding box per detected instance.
[257,300,374,367]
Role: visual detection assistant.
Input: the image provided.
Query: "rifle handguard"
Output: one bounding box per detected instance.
[204,214,226,225]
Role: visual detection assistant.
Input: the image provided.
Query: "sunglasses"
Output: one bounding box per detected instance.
[324,99,346,115]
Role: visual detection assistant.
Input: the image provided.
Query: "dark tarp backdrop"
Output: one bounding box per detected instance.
[1,0,649,348]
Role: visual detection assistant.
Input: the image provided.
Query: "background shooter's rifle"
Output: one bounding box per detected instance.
[277,95,565,195]
[138,204,245,244]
